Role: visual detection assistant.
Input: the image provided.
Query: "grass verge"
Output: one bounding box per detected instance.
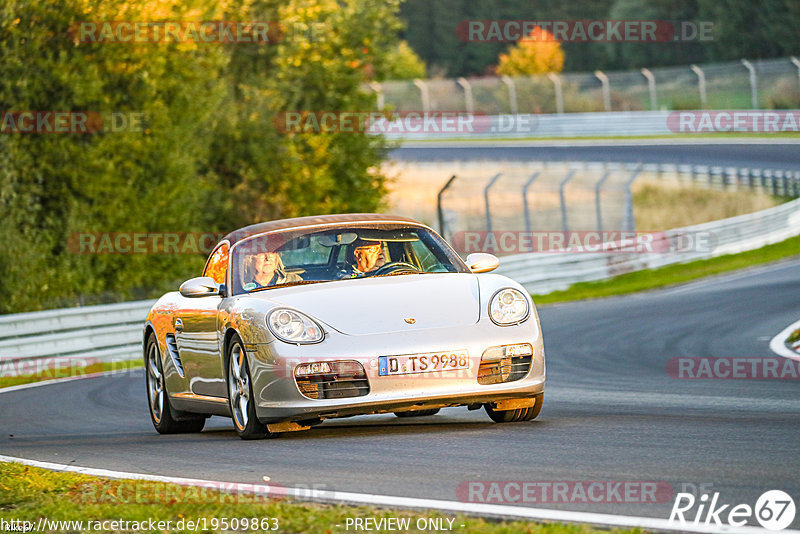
[0,463,641,534]
[533,234,800,304]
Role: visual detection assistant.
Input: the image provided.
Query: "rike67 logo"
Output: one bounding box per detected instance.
[669,490,796,530]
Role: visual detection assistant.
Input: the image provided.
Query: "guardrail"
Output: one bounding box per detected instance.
[0,300,154,365]
[497,196,800,294]
[2,180,800,365]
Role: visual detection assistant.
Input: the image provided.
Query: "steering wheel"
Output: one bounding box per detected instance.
[372,261,421,276]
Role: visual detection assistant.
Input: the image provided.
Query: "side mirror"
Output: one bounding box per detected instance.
[465,252,499,273]
[179,276,222,298]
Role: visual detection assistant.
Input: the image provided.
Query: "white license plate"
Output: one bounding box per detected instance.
[378,350,469,376]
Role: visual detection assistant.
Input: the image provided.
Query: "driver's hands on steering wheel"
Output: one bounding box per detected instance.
[372,261,421,276]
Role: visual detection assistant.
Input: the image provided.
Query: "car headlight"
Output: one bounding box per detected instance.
[489,288,530,325]
[267,308,324,344]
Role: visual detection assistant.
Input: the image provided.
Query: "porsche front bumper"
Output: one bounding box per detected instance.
[245,316,545,423]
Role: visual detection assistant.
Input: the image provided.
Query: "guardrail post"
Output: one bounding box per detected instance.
[501,76,518,115]
[741,59,758,109]
[622,165,642,232]
[456,77,474,114]
[595,70,612,112]
[641,68,658,110]
[437,175,457,237]
[594,167,613,232]
[559,169,577,232]
[690,65,707,109]
[413,79,430,112]
[484,173,503,232]
[547,73,564,114]
[369,82,385,110]
[522,171,540,233]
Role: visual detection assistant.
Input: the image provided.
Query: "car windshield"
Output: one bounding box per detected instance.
[229,224,468,294]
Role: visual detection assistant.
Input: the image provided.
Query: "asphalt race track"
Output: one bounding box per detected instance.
[2,259,800,526]
[391,141,800,170]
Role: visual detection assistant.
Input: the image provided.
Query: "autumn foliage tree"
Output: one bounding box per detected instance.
[0,0,419,312]
[496,27,565,76]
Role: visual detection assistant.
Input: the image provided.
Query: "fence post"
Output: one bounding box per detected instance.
[437,175,457,238]
[547,73,564,114]
[522,171,540,233]
[501,76,518,115]
[792,57,800,89]
[484,173,503,232]
[369,81,385,110]
[595,70,612,112]
[622,165,643,232]
[794,171,799,198]
[559,169,577,232]
[457,77,474,114]
[690,65,707,109]
[741,59,758,109]
[594,167,613,232]
[641,68,658,110]
[413,79,430,112]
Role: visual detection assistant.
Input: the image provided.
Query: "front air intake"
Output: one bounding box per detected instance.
[477,344,533,385]
[295,360,370,400]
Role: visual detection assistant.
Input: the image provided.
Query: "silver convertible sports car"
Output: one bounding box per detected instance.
[144,214,545,439]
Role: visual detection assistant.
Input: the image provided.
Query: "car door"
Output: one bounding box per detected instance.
[174,243,229,398]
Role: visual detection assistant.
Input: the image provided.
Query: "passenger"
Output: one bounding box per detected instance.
[243,252,302,290]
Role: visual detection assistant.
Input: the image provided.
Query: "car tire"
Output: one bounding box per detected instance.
[227,335,278,440]
[145,332,206,434]
[484,393,543,423]
[394,408,441,418]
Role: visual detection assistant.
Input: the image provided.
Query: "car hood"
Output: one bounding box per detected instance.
[269,273,480,335]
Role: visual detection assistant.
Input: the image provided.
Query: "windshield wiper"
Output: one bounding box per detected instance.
[247,280,323,293]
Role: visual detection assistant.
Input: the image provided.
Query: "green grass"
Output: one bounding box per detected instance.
[0,359,142,390]
[0,463,641,534]
[786,329,800,345]
[533,234,800,304]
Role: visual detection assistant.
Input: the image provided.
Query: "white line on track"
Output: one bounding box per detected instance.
[0,452,791,534]
[769,318,800,362]
[0,364,796,532]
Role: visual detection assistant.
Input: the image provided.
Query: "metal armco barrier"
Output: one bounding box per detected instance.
[2,187,800,365]
[0,300,154,365]
[497,196,800,294]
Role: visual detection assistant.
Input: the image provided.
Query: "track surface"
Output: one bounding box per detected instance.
[392,142,800,170]
[2,259,800,526]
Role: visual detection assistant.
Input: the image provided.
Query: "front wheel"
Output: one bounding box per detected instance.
[484,393,544,423]
[145,333,205,434]
[227,336,278,440]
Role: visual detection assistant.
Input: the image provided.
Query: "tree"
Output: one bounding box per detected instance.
[496,27,564,76]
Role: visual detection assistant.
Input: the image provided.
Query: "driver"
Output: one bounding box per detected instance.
[339,239,385,278]
[243,251,302,290]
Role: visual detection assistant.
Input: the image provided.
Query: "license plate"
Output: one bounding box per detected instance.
[378,350,469,376]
